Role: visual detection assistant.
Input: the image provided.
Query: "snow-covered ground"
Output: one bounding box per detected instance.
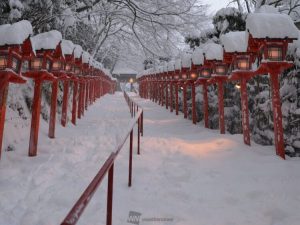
[1,92,300,225]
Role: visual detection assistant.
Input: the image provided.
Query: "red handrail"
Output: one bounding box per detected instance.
[60,92,144,225]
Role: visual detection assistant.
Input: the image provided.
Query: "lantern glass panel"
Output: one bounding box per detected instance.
[236,58,250,70]
[65,63,73,72]
[11,57,20,73]
[190,72,198,80]
[182,73,187,79]
[52,61,62,71]
[75,66,81,75]
[0,55,8,70]
[201,69,211,77]
[267,46,283,61]
[215,65,227,75]
[31,57,43,70]
[174,74,179,80]
[46,59,51,71]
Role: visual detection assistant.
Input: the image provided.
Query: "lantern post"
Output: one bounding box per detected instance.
[81,52,91,116]
[190,48,204,125]
[48,40,69,138]
[203,43,227,134]
[174,59,181,115]
[167,62,175,112]
[195,68,212,129]
[71,45,83,125]
[181,53,192,119]
[0,20,31,159]
[220,31,257,146]
[60,40,76,128]
[246,12,298,159]
[23,30,59,156]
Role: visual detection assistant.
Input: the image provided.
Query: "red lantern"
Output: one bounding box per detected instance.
[0,20,32,159]
[23,30,60,157]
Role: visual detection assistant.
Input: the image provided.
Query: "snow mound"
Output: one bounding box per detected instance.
[175,58,181,70]
[181,52,192,68]
[167,61,175,72]
[202,43,223,61]
[163,63,169,72]
[0,20,33,46]
[61,39,74,55]
[82,51,90,64]
[246,13,298,39]
[31,30,62,51]
[192,47,204,65]
[220,31,248,53]
[74,45,83,59]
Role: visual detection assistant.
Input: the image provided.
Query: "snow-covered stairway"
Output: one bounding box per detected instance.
[111,95,300,225]
[0,92,133,225]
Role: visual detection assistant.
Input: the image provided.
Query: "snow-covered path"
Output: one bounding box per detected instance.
[0,92,133,225]
[113,95,300,225]
[1,93,300,225]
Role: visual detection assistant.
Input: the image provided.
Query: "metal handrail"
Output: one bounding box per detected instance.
[60,92,144,225]
[123,92,144,137]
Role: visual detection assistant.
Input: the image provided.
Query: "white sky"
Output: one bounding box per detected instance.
[202,0,233,14]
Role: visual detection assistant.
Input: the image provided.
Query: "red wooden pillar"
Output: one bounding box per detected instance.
[159,82,162,105]
[71,80,78,125]
[270,71,285,159]
[77,82,83,119]
[183,83,187,118]
[175,83,179,115]
[192,82,197,124]
[81,81,85,116]
[217,80,225,134]
[85,81,89,110]
[165,82,168,109]
[0,80,9,158]
[161,82,165,107]
[240,78,250,145]
[170,82,173,112]
[203,83,209,128]
[61,80,69,127]
[28,77,43,157]
[89,80,93,105]
[48,80,58,138]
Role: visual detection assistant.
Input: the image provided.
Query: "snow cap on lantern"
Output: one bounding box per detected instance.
[167,61,175,72]
[31,30,62,51]
[220,31,248,53]
[246,12,298,40]
[181,52,192,69]
[82,51,90,64]
[61,39,75,56]
[175,58,181,71]
[191,47,204,65]
[202,43,223,61]
[74,45,83,59]
[0,20,33,46]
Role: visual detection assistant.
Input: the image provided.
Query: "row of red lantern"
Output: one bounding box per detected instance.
[0,20,117,160]
[138,12,298,160]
